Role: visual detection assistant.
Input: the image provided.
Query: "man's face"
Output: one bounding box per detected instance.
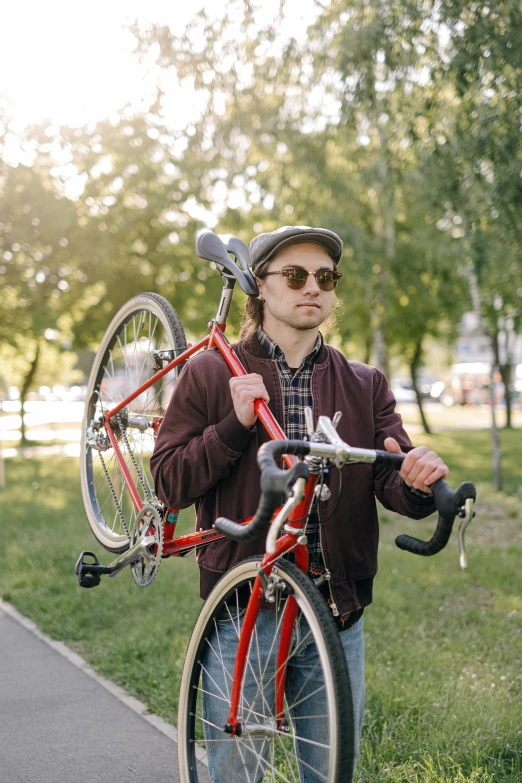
[256,243,336,331]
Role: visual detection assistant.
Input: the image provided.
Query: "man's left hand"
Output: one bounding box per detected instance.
[384,437,449,494]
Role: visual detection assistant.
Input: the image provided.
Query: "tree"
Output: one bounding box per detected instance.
[131,1,471,406]
[0,158,85,442]
[43,114,212,346]
[428,0,522,428]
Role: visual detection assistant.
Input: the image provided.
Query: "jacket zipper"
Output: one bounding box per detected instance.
[318,526,339,616]
[312,366,339,617]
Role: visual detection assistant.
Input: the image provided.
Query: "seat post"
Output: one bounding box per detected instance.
[214,275,236,326]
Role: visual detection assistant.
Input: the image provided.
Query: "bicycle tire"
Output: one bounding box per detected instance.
[178,556,355,783]
[80,293,186,552]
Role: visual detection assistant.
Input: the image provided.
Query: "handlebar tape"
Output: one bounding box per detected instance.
[215,441,310,543]
[395,479,476,556]
[374,450,405,470]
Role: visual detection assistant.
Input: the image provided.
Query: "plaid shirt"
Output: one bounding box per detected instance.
[256,327,325,577]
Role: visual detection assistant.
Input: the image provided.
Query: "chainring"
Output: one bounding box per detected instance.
[129,503,164,589]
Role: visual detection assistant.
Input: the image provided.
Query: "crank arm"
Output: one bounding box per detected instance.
[107,535,156,576]
[75,535,155,588]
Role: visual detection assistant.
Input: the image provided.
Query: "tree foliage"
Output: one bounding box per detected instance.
[0,1,520,436]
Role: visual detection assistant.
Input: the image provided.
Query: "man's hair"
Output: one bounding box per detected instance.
[239,296,265,344]
[239,292,341,344]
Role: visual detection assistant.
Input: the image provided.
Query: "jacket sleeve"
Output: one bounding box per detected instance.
[372,370,436,519]
[150,360,255,509]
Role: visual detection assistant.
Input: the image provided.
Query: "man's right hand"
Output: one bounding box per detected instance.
[229,374,270,428]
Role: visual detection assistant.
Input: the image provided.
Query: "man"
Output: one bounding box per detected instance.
[151,225,449,780]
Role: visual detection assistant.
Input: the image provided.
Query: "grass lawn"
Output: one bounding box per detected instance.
[1,427,521,782]
[398,402,522,433]
[409,427,522,497]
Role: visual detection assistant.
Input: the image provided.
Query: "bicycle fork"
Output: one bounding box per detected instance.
[223,543,309,738]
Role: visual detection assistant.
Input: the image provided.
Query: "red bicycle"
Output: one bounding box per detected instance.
[75,231,476,783]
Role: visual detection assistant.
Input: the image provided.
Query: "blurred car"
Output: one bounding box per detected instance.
[390,383,416,403]
[428,380,446,402]
[391,380,446,404]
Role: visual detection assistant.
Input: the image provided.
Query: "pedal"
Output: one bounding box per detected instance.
[75,551,108,588]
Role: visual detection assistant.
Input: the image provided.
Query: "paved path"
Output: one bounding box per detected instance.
[0,603,180,783]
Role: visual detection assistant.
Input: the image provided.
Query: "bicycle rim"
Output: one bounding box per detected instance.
[80,293,186,552]
[178,557,355,783]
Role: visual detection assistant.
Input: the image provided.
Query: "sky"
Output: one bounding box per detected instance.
[0,1,198,128]
[0,0,318,129]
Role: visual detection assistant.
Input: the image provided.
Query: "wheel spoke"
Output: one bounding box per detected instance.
[82,298,185,550]
[286,659,322,709]
[198,664,230,705]
[181,561,352,783]
[214,618,231,702]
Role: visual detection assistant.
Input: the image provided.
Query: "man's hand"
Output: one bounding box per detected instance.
[384,437,449,494]
[230,374,270,428]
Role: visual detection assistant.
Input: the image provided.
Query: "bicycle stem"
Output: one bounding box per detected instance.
[306,440,388,465]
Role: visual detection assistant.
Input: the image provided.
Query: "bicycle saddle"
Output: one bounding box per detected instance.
[196,231,259,297]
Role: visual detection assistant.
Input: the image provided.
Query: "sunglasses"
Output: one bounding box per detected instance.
[260,267,342,291]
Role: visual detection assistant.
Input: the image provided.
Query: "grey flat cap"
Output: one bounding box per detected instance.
[250,225,343,275]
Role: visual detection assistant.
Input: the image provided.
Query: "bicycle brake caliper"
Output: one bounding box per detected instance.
[257,566,293,610]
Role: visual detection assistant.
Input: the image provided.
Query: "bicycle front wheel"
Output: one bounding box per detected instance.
[178,557,355,783]
[80,293,186,552]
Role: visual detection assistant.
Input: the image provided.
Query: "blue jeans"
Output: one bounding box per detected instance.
[201,604,365,783]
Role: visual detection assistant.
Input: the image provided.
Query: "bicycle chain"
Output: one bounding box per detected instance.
[98,417,162,588]
[98,449,130,539]
[96,410,156,544]
[116,412,154,502]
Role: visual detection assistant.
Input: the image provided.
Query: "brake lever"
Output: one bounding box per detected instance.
[332,411,342,430]
[457,497,475,569]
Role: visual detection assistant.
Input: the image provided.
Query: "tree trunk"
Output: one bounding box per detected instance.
[20,340,41,446]
[372,325,389,379]
[489,366,502,491]
[492,329,513,429]
[464,261,503,488]
[363,332,372,366]
[410,339,431,435]
[499,362,512,428]
[368,124,393,381]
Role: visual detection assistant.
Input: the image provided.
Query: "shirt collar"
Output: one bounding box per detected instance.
[256,327,322,367]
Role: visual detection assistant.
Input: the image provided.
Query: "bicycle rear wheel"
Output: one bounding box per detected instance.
[178,557,355,783]
[80,293,186,552]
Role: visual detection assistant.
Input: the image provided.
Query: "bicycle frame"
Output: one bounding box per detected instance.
[102,307,322,734]
[103,318,295,537]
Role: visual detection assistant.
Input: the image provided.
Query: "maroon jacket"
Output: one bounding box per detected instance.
[151,338,435,616]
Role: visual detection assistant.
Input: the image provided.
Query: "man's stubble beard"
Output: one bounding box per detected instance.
[263,300,327,332]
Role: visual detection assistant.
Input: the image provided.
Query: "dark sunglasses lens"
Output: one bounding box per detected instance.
[283,269,308,289]
[282,269,339,290]
[316,272,337,291]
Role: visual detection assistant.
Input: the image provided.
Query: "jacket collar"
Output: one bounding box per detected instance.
[237,332,330,366]
[256,327,322,367]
